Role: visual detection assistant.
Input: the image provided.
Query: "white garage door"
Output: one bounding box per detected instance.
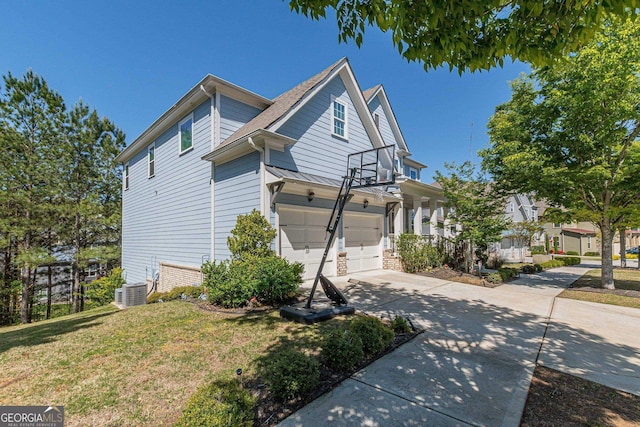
[344,213,383,273]
[279,207,334,280]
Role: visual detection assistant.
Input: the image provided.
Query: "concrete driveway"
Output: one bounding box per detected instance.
[280,266,640,426]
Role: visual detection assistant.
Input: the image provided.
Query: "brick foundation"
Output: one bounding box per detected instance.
[337,252,347,276]
[158,262,202,292]
[383,249,404,272]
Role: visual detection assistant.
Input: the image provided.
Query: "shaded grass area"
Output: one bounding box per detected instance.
[521,365,640,427]
[0,302,325,426]
[560,269,640,309]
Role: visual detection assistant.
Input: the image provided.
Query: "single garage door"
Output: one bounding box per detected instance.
[279,207,334,280]
[344,213,383,273]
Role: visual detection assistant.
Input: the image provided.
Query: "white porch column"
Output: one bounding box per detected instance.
[414,196,423,235]
[429,199,438,238]
[395,200,405,237]
[442,206,451,238]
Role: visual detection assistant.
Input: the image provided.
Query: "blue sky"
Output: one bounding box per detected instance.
[1,0,529,181]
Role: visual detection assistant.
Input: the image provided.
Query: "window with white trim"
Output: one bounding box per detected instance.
[587,236,592,249]
[148,144,155,178]
[409,167,418,180]
[124,163,129,190]
[553,223,561,228]
[508,202,514,212]
[332,100,347,138]
[179,114,193,154]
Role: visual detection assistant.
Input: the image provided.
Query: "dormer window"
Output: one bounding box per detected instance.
[332,100,347,138]
[409,167,418,180]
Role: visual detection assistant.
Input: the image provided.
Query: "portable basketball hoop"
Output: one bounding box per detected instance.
[280,145,396,324]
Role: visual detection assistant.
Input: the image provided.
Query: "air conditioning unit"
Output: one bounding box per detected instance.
[121,283,147,307]
[114,288,123,305]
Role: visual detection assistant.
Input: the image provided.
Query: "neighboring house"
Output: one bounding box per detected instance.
[536,201,600,255]
[499,193,541,262]
[116,58,445,291]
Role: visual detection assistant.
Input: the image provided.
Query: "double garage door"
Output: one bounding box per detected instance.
[279,206,382,279]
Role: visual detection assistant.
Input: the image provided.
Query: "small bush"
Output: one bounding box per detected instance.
[583,251,600,257]
[534,264,543,272]
[391,315,412,334]
[147,286,204,304]
[85,268,125,306]
[520,264,537,274]
[174,379,254,427]
[321,329,365,372]
[252,256,304,305]
[498,267,519,281]
[561,256,581,266]
[349,315,394,356]
[530,246,546,255]
[565,251,579,256]
[486,273,503,284]
[396,233,441,273]
[540,260,564,269]
[259,348,320,401]
[227,209,277,260]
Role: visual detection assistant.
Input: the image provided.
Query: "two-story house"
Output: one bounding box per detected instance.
[116,58,446,291]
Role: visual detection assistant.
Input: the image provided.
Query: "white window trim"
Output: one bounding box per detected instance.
[331,99,348,139]
[124,162,129,190]
[178,113,194,155]
[148,143,155,178]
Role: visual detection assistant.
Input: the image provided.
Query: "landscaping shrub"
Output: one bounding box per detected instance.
[614,253,638,260]
[391,315,412,334]
[565,251,579,256]
[396,233,440,273]
[321,329,365,372]
[498,267,519,281]
[85,268,125,306]
[147,286,204,304]
[174,379,254,427]
[252,256,304,305]
[258,348,320,402]
[520,264,537,274]
[486,273,503,284]
[534,264,543,272]
[583,251,600,256]
[561,256,581,266]
[202,211,303,308]
[349,315,394,356]
[540,260,564,269]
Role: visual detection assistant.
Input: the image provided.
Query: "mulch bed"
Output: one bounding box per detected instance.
[521,365,640,427]
[417,267,502,288]
[251,326,423,426]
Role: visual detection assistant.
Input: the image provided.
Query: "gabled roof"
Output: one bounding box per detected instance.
[116,74,272,163]
[562,227,597,236]
[361,84,410,153]
[220,58,346,149]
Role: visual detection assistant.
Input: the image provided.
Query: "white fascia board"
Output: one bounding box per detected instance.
[202,129,296,164]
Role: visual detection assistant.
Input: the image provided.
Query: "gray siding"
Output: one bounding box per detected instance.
[368,95,397,148]
[122,100,212,284]
[213,151,261,260]
[273,76,375,179]
[219,95,263,143]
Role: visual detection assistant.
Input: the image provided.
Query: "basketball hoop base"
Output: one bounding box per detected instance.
[279,303,355,324]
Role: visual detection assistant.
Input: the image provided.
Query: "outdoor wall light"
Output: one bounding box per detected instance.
[308,191,315,202]
[363,199,369,209]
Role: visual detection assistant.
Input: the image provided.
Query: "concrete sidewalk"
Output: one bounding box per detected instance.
[280,265,639,426]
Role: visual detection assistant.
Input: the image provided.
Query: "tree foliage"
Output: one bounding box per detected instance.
[0,70,124,324]
[481,19,640,288]
[435,162,510,272]
[288,0,638,72]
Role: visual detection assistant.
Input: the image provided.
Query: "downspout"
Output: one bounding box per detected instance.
[200,85,216,261]
[248,137,266,216]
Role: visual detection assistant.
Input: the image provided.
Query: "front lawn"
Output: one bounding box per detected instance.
[559,268,640,309]
[0,302,320,426]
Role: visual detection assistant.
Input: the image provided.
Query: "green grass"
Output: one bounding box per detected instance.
[0,302,341,426]
[559,268,640,309]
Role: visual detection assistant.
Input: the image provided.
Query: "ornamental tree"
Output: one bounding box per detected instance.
[481,19,640,288]
[288,0,638,72]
